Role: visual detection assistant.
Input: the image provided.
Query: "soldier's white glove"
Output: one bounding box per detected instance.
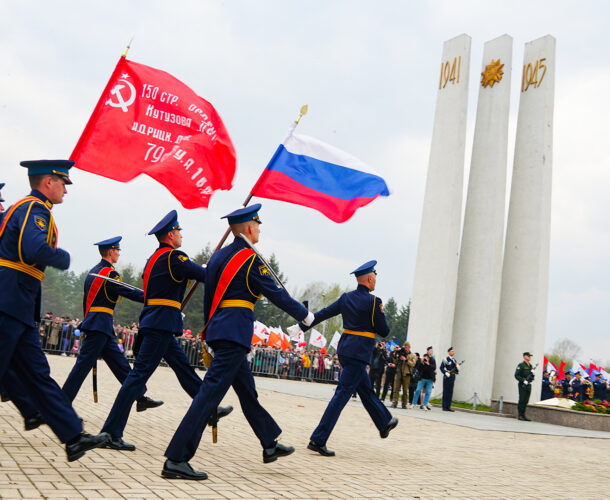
[302,311,315,327]
[523,380,528,385]
[445,372,450,378]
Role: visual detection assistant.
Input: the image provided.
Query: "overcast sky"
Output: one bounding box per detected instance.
[1,1,609,364]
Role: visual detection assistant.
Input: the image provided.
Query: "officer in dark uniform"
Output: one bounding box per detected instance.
[304,260,398,457]
[0,160,109,461]
[100,211,232,450]
[571,372,583,402]
[562,372,574,398]
[163,204,314,480]
[0,181,47,430]
[62,236,163,437]
[593,373,607,401]
[541,370,554,400]
[514,351,534,421]
[440,347,459,411]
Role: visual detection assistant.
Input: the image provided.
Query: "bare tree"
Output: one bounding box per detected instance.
[550,338,582,362]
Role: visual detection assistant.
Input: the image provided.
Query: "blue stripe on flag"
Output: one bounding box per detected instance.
[266,145,389,201]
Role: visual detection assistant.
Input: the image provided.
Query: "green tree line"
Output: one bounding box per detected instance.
[41,244,411,343]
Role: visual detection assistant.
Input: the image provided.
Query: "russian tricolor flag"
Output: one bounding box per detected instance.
[251,125,390,222]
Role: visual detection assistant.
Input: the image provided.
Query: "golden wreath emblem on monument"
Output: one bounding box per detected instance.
[481,59,504,87]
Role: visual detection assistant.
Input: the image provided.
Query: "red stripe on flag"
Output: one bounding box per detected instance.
[252,169,380,223]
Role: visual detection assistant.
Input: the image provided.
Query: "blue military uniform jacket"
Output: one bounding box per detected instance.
[204,237,308,349]
[440,356,459,377]
[79,259,144,336]
[139,243,206,334]
[0,190,69,326]
[308,284,389,364]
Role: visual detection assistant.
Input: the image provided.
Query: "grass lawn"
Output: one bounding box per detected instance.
[428,398,492,412]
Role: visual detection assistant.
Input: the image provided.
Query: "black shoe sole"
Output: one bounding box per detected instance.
[161,469,208,480]
[102,443,136,451]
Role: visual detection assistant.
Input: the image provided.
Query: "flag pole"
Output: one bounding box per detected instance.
[122,37,134,58]
[180,105,308,310]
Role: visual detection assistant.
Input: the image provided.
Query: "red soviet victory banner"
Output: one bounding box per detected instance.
[71,57,236,209]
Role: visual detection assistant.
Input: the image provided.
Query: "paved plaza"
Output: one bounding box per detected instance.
[1,356,608,499]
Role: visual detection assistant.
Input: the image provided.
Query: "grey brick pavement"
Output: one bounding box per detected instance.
[0,356,608,499]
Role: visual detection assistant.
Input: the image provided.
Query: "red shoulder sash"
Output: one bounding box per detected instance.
[142,247,172,300]
[201,248,255,340]
[84,266,113,317]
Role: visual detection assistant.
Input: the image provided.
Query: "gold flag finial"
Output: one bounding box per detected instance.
[295,104,308,124]
[121,37,134,58]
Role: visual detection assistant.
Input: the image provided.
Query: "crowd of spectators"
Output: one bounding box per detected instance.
[39,314,609,407]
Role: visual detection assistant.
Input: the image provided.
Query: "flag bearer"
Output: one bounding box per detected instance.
[162,204,315,480]
[100,211,232,450]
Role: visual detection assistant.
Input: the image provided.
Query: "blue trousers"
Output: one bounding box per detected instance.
[2,370,39,418]
[101,329,202,439]
[442,375,455,409]
[165,340,281,462]
[62,330,146,402]
[413,378,434,407]
[0,313,82,442]
[310,355,392,446]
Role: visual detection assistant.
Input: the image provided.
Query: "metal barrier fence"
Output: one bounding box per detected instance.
[38,320,340,384]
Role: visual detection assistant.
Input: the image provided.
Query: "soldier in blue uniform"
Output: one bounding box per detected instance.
[304,260,398,457]
[541,370,554,400]
[100,211,232,450]
[62,236,163,444]
[593,373,607,401]
[162,204,315,480]
[0,161,109,461]
[440,347,459,411]
[0,181,47,430]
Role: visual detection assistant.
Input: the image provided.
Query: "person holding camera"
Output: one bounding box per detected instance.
[391,341,416,409]
[412,347,436,410]
[370,341,389,397]
[514,351,534,421]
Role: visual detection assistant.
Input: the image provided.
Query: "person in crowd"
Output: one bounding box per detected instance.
[303,260,397,457]
[61,237,163,449]
[593,373,608,401]
[302,352,311,381]
[563,372,574,399]
[571,372,583,402]
[100,210,233,452]
[514,351,534,421]
[440,347,459,411]
[162,203,315,480]
[412,349,436,410]
[409,352,421,404]
[0,160,109,461]
[369,341,389,397]
[541,369,555,400]
[392,341,416,409]
[381,345,399,402]
[581,373,594,401]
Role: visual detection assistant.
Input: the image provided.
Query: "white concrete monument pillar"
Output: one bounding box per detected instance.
[493,35,556,404]
[408,34,471,354]
[452,35,513,405]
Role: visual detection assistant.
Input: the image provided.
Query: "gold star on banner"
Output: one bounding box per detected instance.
[481,59,504,88]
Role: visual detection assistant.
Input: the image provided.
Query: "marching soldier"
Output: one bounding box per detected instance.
[514,351,534,421]
[440,347,459,411]
[0,181,47,430]
[304,260,398,457]
[100,210,232,450]
[62,236,163,439]
[0,160,109,461]
[163,204,314,480]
